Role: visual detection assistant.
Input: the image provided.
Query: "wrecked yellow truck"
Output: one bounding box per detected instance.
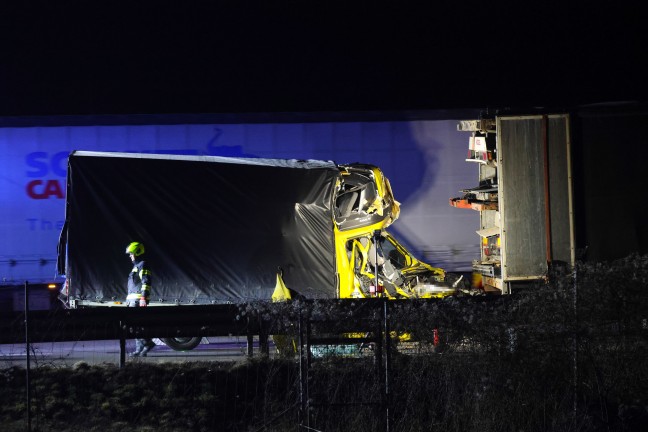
[58,151,457,312]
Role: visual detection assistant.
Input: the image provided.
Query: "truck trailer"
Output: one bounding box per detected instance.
[450,113,574,293]
[57,151,459,313]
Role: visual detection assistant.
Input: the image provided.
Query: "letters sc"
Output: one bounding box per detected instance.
[25,151,67,199]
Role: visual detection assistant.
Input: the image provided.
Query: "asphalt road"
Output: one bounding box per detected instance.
[0,336,274,368]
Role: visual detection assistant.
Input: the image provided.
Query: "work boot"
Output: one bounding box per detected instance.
[139,340,156,357]
[130,339,145,357]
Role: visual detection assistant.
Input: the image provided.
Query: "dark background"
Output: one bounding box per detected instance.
[1,3,646,117]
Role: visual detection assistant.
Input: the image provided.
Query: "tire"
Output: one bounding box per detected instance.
[160,336,202,351]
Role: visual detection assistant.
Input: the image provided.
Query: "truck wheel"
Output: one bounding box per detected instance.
[160,337,202,351]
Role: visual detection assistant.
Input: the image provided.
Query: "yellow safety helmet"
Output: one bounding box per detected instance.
[125,242,145,256]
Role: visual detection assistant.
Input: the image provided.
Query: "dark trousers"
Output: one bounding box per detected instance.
[128,299,154,352]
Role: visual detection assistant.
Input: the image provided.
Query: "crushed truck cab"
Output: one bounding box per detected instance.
[333,164,455,299]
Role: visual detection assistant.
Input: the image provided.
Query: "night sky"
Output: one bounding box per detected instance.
[1,3,646,117]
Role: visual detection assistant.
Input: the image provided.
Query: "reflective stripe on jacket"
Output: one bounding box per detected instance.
[127,259,151,300]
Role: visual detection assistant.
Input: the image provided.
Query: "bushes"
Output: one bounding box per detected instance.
[0,360,298,432]
[2,255,648,431]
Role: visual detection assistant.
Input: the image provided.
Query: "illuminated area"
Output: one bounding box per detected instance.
[1,120,478,286]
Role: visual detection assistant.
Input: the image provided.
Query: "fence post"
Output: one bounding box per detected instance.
[383,299,391,432]
[298,310,308,429]
[572,264,579,417]
[24,281,32,432]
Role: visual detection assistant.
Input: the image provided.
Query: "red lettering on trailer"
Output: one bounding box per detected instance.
[26,180,65,199]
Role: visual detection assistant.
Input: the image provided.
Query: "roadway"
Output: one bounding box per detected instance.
[0,336,275,368]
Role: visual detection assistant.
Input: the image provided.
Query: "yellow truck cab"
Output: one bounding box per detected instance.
[334,164,457,300]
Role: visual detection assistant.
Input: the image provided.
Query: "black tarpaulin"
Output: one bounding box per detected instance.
[60,151,340,303]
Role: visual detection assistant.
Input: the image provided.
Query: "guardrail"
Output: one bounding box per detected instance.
[0,303,266,344]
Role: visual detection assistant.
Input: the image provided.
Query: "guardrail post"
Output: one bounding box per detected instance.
[259,317,269,356]
[119,320,126,368]
[246,322,254,357]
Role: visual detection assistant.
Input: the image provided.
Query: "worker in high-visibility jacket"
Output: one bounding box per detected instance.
[125,241,155,357]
